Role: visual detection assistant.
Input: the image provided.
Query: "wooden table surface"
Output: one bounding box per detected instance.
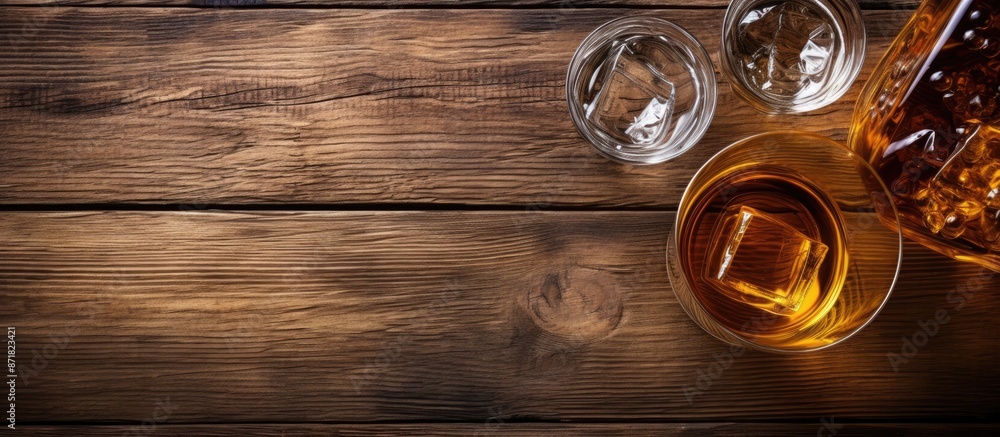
[2,0,999,435]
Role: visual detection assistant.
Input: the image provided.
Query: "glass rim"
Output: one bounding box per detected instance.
[668,130,903,353]
[566,16,718,164]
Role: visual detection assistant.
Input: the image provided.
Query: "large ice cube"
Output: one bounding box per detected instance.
[738,2,835,97]
[704,205,829,315]
[586,44,676,145]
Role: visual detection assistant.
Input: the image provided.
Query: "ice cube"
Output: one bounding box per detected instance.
[586,44,676,145]
[737,2,835,97]
[704,205,829,315]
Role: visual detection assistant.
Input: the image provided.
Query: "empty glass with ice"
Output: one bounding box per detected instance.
[721,0,865,113]
[567,17,717,164]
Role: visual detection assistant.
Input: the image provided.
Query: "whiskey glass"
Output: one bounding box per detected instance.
[567,17,717,164]
[666,132,902,352]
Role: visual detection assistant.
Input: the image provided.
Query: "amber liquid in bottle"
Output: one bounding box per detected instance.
[851,0,1000,267]
[677,166,849,342]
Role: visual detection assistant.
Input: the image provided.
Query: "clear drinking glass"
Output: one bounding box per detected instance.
[666,132,902,352]
[567,17,717,164]
[720,0,866,113]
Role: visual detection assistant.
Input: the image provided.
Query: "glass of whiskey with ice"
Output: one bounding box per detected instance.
[667,132,902,352]
[567,17,717,164]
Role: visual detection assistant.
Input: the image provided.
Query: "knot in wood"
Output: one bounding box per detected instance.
[526,266,623,341]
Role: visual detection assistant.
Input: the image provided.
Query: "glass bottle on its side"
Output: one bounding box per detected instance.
[850,0,1000,270]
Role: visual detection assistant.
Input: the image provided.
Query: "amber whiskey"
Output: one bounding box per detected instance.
[676,167,848,339]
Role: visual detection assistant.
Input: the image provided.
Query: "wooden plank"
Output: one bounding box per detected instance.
[0,1,923,9]
[2,211,998,423]
[14,423,1000,436]
[0,8,914,207]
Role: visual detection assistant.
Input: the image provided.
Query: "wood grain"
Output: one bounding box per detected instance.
[0,8,913,207]
[2,211,998,423]
[15,423,1000,436]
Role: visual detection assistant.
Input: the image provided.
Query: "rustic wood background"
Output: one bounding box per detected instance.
[1,0,998,435]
